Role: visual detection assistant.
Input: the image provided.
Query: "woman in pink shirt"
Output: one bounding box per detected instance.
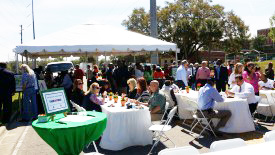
[242,62,260,95]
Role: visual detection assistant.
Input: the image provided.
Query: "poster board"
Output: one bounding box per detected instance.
[40,88,70,115]
[15,75,23,92]
[38,80,47,91]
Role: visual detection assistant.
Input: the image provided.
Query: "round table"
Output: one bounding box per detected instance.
[32,111,107,155]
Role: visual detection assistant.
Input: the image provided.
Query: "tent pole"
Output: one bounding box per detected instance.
[25,52,28,65]
[85,52,88,63]
[96,55,99,66]
[34,58,37,68]
[156,51,159,65]
[133,52,136,63]
[21,54,24,64]
[175,49,179,66]
[16,53,19,74]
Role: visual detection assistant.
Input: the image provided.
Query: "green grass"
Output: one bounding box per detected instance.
[12,93,20,113]
[255,60,275,72]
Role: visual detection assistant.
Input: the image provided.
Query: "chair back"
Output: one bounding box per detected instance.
[70,100,86,112]
[264,130,275,142]
[165,106,177,125]
[186,99,199,112]
[158,146,199,155]
[160,102,171,123]
[210,138,246,152]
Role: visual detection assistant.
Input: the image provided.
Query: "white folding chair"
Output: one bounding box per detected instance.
[181,97,197,128]
[189,100,217,138]
[158,146,200,155]
[257,94,274,122]
[148,106,178,155]
[159,102,170,124]
[70,100,86,112]
[210,138,246,152]
[263,130,275,142]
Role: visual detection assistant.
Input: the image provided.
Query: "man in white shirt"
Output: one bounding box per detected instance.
[259,74,274,90]
[176,60,188,89]
[226,75,258,115]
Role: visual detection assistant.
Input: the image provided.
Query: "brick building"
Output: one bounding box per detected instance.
[257,28,274,47]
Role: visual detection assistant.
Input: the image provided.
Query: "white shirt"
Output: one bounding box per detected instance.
[228,73,241,88]
[231,82,257,104]
[135,69,144,79]
[176,65,188,86]
[259,79,274,89]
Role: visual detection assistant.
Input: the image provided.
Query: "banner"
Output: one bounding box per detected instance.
[40,88,70,115]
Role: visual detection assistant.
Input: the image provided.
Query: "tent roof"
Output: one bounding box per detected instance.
[14,23,177,58]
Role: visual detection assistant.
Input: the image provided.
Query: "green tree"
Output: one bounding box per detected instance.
[252,35,267,51]
[122,0,249,60]
[222,11,250,54]
[269,13,275,42]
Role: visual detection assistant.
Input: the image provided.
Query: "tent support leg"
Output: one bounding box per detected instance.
[175,49,179,66]
[16,53,19,74]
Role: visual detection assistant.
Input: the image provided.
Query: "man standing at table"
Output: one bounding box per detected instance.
[214,59,228,92]
[196,61,210,87]
[198,79,231,132]
[176,60,189,89]
[135,80,166,121]
[226,75,258,115]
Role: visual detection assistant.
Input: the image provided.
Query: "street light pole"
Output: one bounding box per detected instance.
[32,0,35,40]
[150,0,158,64]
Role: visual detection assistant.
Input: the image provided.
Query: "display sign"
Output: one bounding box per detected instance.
[15,75,23,92]
[38,80,47,91]
[40,88,70,115]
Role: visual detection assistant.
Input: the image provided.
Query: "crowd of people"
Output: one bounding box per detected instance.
[0,58,275,125]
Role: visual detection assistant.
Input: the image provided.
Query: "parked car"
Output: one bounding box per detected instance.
[45,61,74,73]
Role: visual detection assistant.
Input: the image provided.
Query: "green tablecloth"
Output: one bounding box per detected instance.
[32,111,107,155]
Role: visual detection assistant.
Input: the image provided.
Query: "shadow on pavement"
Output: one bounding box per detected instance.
[84,139,167,155]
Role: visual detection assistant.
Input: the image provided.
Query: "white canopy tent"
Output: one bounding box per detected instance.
[14,22,178,71]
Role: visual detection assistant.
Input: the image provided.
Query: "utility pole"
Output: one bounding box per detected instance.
[150,0,159,65]
[32,0,35,40]
[20,25,23,44]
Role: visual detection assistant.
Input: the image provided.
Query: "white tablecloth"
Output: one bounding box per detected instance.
[175,90,255,133]
[204,141,275,155]
[100,98,152,150]
[257,90,275,116]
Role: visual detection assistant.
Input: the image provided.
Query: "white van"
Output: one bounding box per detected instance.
[45,61,74,73]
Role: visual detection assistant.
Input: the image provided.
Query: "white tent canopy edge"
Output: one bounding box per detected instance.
[13,22,179,72]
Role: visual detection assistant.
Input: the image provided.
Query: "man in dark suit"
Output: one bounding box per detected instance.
[0,62,16,124]
[214,59,228,92]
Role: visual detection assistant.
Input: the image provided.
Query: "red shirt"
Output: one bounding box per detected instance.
[74,69,84,80]
[153,71,165,79]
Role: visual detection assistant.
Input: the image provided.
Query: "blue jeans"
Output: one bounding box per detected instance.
[22,87,38,121]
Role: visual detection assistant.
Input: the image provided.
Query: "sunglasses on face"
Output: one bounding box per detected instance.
[78,83,83,85]
[94,86,100,89]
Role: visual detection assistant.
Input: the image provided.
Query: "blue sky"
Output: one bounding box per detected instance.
[0,0,274,62]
